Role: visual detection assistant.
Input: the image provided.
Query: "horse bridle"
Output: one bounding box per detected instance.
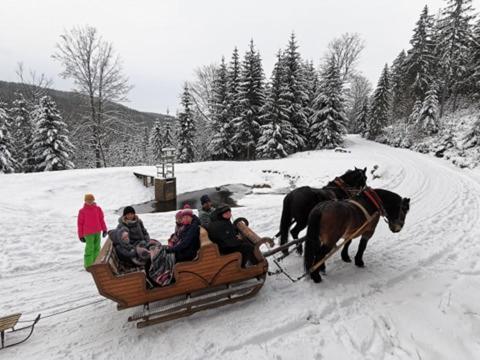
[333,177,363,197]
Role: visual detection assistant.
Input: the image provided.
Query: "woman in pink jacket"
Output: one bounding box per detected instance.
[77,193,108,267]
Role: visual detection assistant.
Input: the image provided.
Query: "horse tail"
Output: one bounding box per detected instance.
[279,194,293,246]
[304,206,322,272]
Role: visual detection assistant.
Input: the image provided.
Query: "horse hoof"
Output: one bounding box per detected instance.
[295,245,303,255]
[355,259,365,267]
[311,273,322,283]
[342,255,351,263]
[282,249,289,256]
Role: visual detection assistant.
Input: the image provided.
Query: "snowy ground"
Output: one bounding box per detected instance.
[1,135,480,360]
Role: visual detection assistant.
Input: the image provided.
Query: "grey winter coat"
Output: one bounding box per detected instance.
[117,215,150,245]
[198,207,215,228]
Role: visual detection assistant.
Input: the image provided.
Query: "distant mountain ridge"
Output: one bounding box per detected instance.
[0,80,174,128]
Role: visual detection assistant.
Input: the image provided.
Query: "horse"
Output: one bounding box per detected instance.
[277,167,367,255]
[304,187,410,283]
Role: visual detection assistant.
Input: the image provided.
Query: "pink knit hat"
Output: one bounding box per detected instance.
[180,204,193,217]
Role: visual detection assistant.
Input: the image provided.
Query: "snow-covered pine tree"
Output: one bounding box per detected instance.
[417,83,439,134]
[303,60,320,149]
[163,121,175,148]
[31,96,74,171]
[404,5,436,101]
[390,50,409,120]
[231,40,265,160]
[176,83,196,163]
[282,32,308,150]
[226,47,241,127]
[436,0,475,114]
[150,118,164,163]
[309,58,347,149]
[209,57,234,160]
[9,93,35,172]
[366,64,391,139]
[257,51,299,159]
[466,18,480,99]
[0,104,17,173]
[355,97,370,135]
[408,99,423,125]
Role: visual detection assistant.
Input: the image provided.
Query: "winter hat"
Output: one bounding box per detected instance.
[200,194,211,205]
[123,206,136,216]
[217,204,231,215]
[84,193,95,202]
[175,210,183,220]
[180,205,193,218]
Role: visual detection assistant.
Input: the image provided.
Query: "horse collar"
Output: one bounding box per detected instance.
[364,189,386,217]
[334,178,350,197]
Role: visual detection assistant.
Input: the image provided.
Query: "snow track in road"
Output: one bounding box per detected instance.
[1,136,480,360]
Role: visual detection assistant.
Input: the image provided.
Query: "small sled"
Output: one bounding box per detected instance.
[0,313,41,350]
[87,219,273,328]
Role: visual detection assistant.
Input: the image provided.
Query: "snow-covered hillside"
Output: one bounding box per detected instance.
[1,135,479,360]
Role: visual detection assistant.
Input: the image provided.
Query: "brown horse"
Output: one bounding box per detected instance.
[277,167,367,255]
[304,188,410,283]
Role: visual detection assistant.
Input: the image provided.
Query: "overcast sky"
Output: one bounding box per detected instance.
[1,0,479,114]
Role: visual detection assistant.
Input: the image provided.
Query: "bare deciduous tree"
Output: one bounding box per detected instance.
[52,25,131,167]
[188,64,218,122]
[15,62,53,104]
[324,33,365,83]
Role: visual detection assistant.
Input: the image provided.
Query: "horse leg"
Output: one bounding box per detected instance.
[354,235,372,268]
[290,220,307,255]
[341,240,352,263]
[310,244,332,283]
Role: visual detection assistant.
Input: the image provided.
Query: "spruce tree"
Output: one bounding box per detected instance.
[404,6,436,101]
[31,96,74,171]
[417,83,439,134]
[150,118,164,163]
[176,83,196,163]
[232,40,265,160]
[303,60,320,149]
[309,58,347,149]
[354,98,370,135]
[163,121,175,148]
[9,93,35,172]
[226,47,242,127]
[437,0,475,114]
[209,57,234,160]
[282,33,308,150]
[408,99,423,125]
[366,64,391,139]
[0,105,17,173]
[390,50,408,120]
[257,51,298,159]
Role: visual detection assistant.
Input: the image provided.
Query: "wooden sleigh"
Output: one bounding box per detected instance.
[87,219,273,328]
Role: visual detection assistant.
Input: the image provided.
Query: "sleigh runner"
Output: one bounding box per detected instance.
[87,220,272,327]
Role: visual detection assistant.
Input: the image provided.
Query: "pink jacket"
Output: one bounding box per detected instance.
[77,203,108,238]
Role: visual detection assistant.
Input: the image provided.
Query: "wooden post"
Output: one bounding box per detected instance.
[155,178,177,202]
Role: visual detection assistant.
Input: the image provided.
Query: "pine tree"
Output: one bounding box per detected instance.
[209,57,234,160]
[9,93,35,172]
[257,51,298,159]
[417,83,439,134]
[309,58,347,149]
[226,47,242,126]
[437,0,475,114]
[390,50,409,120]
[282,33,308,150]
[408,99,423,124]
[31,96,74,171]
[466,18,480,99]
[163,121,175,148]
[0,105,17,173]
[404,6,436,101]
[303,60,320,149]
[366,64,391,139]
[354,97,370,135]
[150,118,164,163]
[176,83,196,163]
[231,40,265,160]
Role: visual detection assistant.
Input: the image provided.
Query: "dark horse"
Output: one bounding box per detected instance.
[304,188,410,283]
[278,167,367,255]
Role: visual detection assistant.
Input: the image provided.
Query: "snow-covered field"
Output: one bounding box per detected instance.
[1,135,479,360]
